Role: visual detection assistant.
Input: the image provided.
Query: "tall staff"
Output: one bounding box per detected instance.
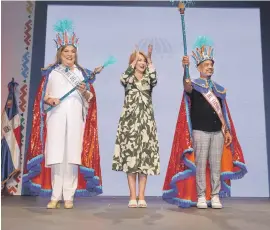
[171,0,193,80]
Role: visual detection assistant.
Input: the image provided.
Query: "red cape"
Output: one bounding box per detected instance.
[162,93,247,207]
[23,76,102,197]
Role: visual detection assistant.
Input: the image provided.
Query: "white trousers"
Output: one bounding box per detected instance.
[51,152,78,201]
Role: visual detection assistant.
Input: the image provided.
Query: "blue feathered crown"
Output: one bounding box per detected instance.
[53,19,79,50]
[191,36,214,66]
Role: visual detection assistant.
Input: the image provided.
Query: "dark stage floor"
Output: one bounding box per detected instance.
[1,196,270,230]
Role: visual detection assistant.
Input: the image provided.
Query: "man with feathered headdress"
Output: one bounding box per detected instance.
[23,19,104,209]
[162,36,247,209]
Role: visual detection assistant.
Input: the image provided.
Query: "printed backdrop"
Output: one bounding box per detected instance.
[1,2,269,197]
[1,1,35,195]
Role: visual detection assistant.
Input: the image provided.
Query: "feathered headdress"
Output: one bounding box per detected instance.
[191,36,214,66]
[53,19,79,50]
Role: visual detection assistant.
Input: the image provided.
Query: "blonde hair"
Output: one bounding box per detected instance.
[42,45,87,75]
[128,51,148,65]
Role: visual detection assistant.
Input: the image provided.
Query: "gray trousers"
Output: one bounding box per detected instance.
[193,130,224,198]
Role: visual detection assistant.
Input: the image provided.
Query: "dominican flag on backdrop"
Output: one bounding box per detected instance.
[1,78,21,186]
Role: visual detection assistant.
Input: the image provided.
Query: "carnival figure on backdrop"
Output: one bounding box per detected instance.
[162,36,247,209]
[23,20,112,209]
[112,45,160,208]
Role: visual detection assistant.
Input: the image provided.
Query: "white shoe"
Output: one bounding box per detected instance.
[197,197,208,209]
[138,200,147,208]
[211,196,223,209]
[128,200,138,208]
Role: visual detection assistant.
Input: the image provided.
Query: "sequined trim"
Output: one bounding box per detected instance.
[162,96,247,208]
[192,78,226,94]
[23,155,103,197]
[213,81,226,94]
[191,78,209,88]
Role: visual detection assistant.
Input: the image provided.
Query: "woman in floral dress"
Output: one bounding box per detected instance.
[112,45,160,208]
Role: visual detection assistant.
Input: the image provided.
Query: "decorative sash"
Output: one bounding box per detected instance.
[201,90,226,135]
[55,65,83,90]
[54,65,89,119]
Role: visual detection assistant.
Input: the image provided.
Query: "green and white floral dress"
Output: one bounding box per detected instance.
[112,64,160,175]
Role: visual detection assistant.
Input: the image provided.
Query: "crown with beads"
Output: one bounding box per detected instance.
[191,36,214,66]
[53,19,79,50]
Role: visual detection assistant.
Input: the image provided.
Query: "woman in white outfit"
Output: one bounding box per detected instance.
[23,20,103,209]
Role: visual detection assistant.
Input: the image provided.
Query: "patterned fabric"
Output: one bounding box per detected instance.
[22,66,102,197]
[207,79,214,91]
[112,65,160,175]
[162,93,247,208]
[193,130,224,198]
[1,79,21,185]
